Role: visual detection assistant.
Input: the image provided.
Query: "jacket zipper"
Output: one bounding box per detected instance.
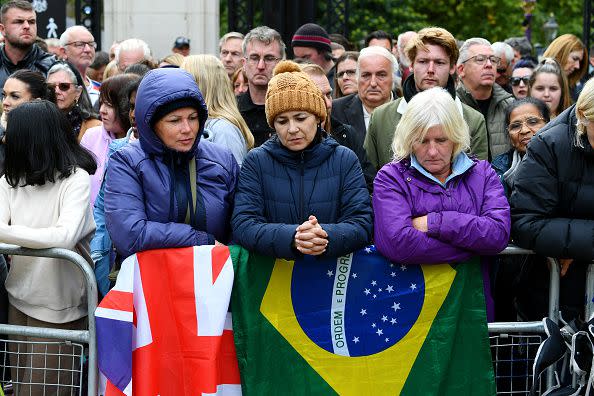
[299,152,305,221]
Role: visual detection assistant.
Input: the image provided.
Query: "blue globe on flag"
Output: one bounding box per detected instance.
[291,246,425,357]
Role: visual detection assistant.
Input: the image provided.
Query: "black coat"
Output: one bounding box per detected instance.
[0,44,56,89]
[237,90,275,148]
[511,105,594,319]
[330,117,376,192]
[331,94,367,142]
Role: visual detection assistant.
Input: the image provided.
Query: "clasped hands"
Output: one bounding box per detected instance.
[294,215,328,256]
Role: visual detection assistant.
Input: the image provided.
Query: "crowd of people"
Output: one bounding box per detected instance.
[0,0,593,392]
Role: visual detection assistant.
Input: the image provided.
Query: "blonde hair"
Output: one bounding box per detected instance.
[575,77,594,148]
[543,34,587,88]
[182,55,254,149]
[392,87,470,161]
[159,53,185,67]
[103,59,119,81]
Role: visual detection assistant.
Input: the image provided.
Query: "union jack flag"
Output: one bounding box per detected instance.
[96,245,241,395]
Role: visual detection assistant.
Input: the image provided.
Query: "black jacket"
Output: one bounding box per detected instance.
[331,94,367,142]
[237,90,275,148]
[330,117,375,193]
[0,44,56,89]
[511,105,593,319]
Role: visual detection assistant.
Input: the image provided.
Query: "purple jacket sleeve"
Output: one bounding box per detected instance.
[104,150,214,259]
[373,166,474,264]
[426,162,510,255]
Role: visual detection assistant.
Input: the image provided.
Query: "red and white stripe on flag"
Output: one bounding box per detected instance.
[97,245,241,396]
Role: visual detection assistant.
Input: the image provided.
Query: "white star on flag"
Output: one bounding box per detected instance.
[364,288,371,295]
[386,285,394,293]
[381,315,388,322]
[376,329,383,336]
[327,270,333,277]
[364,247,372,253]
[410,283,417,291]
[372,294,377,299]
[390,318,397,324]
[400,264,407,271]
[392,302,401,311]
[371,323,376,328]
[385,338,390,342]
[390,272,396,277]
[371,280,377,286]
[360,309,367,316]
[378,288,382,292]
[351,273,358,279]
[353,337,359,343]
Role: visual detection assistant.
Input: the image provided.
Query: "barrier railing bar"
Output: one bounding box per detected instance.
[0,243,97,396]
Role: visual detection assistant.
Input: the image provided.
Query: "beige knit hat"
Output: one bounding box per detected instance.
[265,60,327,127]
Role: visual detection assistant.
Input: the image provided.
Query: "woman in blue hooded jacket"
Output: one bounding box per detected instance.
[104,68,238,259]
[231,61,372,259]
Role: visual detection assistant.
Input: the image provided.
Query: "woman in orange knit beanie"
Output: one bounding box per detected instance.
[231,60,373,259]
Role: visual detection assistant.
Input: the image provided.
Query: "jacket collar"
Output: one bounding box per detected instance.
[262,133,339,168]
[410,151,475,188]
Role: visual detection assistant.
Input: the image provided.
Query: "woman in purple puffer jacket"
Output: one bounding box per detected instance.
[373,87,510,266]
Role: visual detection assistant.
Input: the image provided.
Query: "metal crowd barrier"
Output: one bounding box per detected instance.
[488,245,561,395]
[0,243,97,396]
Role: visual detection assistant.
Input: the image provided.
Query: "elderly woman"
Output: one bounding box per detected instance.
[231,60,372,258]
[492,97,550,196]
[511,77,594,321]
[373,87,510,266]
[46,62,101,141]
[104,68,238,259]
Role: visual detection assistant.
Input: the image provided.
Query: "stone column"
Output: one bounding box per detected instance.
[102,0,219,60]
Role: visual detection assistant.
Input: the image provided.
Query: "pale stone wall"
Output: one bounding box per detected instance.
[102,0,219,61]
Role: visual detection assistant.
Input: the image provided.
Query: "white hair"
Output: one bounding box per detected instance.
[115,38,151,64]
[59,25,93,47]
[356,45,398,79]
[219,32,244,51]
[491,42,514,64]
[457,37,492,65]
[397,31,417,68]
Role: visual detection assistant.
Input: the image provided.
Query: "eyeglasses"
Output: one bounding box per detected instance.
[510,76,531,86]
[64,41,97,49]
[463,54,501,67]
[221,50,242,58]
[245,55,281,65]
[48,82,77,92]
[337,69,356,79]
[507,116,545,134]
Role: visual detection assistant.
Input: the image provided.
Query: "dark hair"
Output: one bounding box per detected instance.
[529,58,571,116]
[329,33,355,51]
[99,74,140,132]
[1,1,32,24]
[90,51,110,70]
[4,100,96,187]
[504,97,551,127]
[364,30,393,48]
[513,59,536,70]
[333,51,359,98]
[124,62,152,77]
[6,69,55,102]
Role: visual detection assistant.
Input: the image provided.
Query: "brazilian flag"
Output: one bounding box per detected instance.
[230,245,496,395]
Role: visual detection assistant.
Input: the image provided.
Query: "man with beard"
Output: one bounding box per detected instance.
[365,27,488,170]
[0,1,55,89]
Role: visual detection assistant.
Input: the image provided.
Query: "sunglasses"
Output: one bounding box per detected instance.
[510,76,530,86]
[49,82,77,92]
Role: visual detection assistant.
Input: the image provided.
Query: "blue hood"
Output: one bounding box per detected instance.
[135,68,208,156]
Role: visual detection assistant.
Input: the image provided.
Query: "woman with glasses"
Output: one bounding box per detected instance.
[492,97,550,196]
[528,58,571,119]
[543,34,588,100]
[46,61,100,141]
[510,59,535,99]
[334,51,359,98]
[511,77,594,321]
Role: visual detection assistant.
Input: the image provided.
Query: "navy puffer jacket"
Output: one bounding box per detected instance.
[104,68,238,259]
[231,134,372,259]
